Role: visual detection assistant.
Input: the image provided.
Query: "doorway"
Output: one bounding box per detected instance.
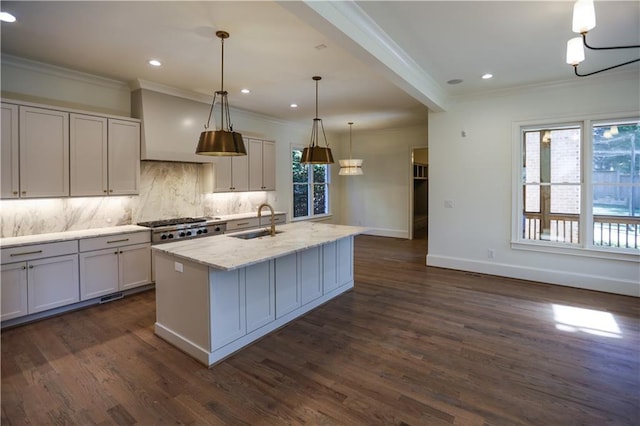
[411,148,428,241]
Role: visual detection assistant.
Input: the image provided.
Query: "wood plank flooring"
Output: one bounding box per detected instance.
[2,235,639,425]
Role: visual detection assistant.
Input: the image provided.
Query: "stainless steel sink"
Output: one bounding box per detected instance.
[229,229,283,240]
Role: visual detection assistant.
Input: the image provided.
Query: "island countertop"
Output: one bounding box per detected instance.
[151,222,367,271]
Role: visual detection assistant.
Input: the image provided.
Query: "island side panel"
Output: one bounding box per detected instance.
[154,251,211,361]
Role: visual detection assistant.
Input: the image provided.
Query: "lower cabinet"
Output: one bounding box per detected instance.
[79,233,151,300]
[275,246,322,318]
[323,237,354,294]
[1,254,79,320]
[210,261,275,350]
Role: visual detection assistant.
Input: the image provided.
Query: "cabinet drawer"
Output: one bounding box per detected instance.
[79,231,150,252]
[260,213,286,227]
[225,217,260,232]
[1,240,78,264]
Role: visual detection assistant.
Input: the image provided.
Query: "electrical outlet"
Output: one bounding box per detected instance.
[487,249,495,259]
[174,262,183,273]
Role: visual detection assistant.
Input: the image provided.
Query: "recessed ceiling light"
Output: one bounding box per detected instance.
[290,103,298,108]
[0,12,16,22]
[482,73,493,80]
[148,59,162,67]
[241,89,250,94]
[447,79,463,85]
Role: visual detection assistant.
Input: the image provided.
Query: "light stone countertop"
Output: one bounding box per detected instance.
[152,222,367,271]
[0,225,150,248]
[209,211,287,222]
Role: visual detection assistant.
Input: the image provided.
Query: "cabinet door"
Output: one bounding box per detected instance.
[70,114,108,196]
[248,139,263,191]
[213,157,233,191]
[19,106,69,198]
[275,253,300,318]
[300,247,322,305]
[322,241,340,294]
[245,260,275,333]
[108,119,140,195]
[1,103,19,199]
[210,269,246,350]
[261,141,276,191]
[337,237,354,286]
[79,248,119,300]
[27,254,79,314]
[231,155,249,192]
[1,262,28,321]
[118,243,151,291]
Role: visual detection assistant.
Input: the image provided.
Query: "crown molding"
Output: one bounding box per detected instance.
[1,54,129,91]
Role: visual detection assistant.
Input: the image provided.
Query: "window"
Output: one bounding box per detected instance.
[292,147,330,219]
[515,117,639,253]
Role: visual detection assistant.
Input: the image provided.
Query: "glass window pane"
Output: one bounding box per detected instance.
[550,129,581,184]
[293,184,308,218]
[593,185,639,217]
[550,185,580,214]
[524,184,540,212]
[313,184,327,215]
[313,164,327,183]
[292,150,308,183]
[524,131,540,183]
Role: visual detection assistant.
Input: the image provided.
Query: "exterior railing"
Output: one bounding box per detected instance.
[523,213,639,249]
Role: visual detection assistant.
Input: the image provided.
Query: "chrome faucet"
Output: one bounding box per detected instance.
[257,203,276,236]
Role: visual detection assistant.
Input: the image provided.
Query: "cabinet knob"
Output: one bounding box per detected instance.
[12,191,18,195]
[104,190,108,193]
[109,189,113,193]
[21,191,26,195]
[114,251,119,255]
[28,265,34,269]
[22,266,26,270]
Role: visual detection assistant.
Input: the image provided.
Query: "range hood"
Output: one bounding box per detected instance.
[131,87,216,163]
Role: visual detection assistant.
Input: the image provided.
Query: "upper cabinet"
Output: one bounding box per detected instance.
[248,139,275,191]
[214,137,275,193]
[1,100,140,199]
[18,106,70,198]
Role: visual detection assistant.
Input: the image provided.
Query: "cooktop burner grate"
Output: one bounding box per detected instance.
[137,217,207,228]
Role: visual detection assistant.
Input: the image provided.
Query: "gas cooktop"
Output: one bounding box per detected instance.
[137,217,208,228]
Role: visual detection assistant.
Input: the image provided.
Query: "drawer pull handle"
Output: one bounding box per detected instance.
[236,222,250,226]
[107,238,129,244]
[10,250,43,257]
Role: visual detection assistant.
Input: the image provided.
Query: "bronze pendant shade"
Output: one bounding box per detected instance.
[196,30,246,156]
[301,76,334,165]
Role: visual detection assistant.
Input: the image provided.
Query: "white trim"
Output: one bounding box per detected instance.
[426,254,640,297]
[364,227,409,239]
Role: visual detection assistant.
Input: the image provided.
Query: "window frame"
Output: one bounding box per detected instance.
[511,112,640,262]
[290,144,331,221]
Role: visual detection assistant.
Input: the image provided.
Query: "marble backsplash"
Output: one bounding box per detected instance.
[0,161,274,237]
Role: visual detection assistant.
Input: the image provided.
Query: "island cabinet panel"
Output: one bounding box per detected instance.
[274,253,300,318]
[245,261,275,333]
[210,269,246,350]
[322,237,354,294]
[155,253,211,352]
[299,247,322,305]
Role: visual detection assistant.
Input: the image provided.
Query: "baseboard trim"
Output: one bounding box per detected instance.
[426,254,639,297]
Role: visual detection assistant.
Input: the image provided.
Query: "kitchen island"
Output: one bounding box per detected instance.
[152,222,366,366]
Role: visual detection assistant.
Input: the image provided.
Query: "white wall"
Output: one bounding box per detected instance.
[427,70,640,297]
[337,125,428,238]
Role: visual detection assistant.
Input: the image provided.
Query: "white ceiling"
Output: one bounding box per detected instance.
[1,1,639,132]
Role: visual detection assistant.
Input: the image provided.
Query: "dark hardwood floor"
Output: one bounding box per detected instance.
[2,235,638,425]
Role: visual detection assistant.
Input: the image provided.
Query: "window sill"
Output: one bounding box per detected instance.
[511,240,640,263]
[291,214,333,223]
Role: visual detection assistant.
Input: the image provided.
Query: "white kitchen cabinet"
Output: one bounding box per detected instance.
[1,103,19,199]
[108,119,140,195]
[79,232,151,300]
[0,262,28,320]
[18,106,70,198]
[27,254,79,314]
[70,114,109,196]
[300,246,322,305]
[248,139,276,191]
[323,237,354,294]
[210,268,246,350]
[214,154,248,192]
[245,260,275,333]
[275,252,300,318]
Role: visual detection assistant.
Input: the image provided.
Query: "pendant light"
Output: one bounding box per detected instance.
[301,76,334,164]
[196,30,246,156]
[339,122,363,176]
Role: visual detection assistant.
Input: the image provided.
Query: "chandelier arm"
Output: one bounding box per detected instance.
[573,58,640,77]
[319,118,329,148]
[205,91,218,130]
[582,33,640,50]
[309,119,318,147]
